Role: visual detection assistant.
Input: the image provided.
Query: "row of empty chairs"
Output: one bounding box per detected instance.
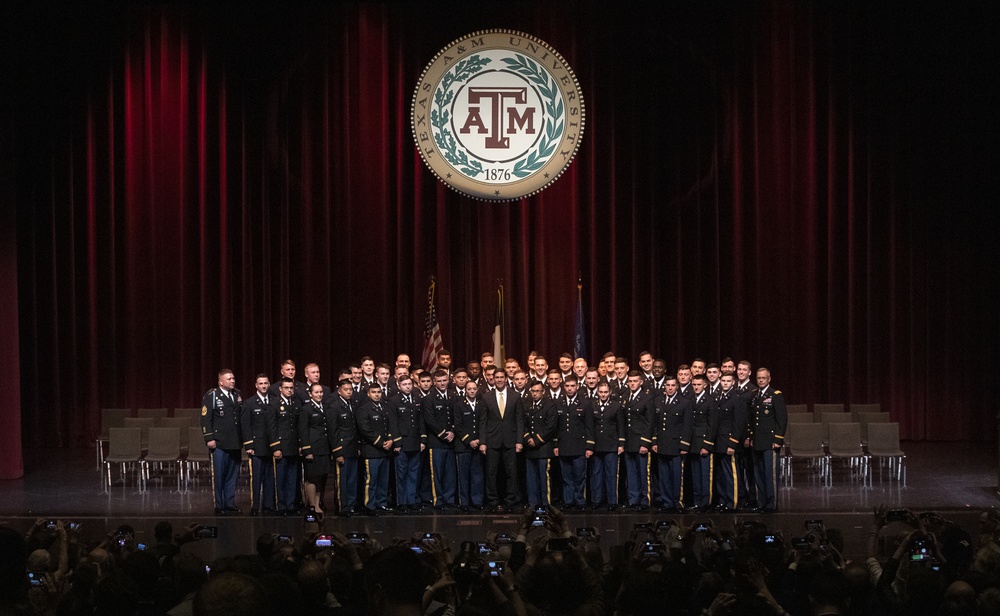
[788,411,891,444]
[96,408,202,468]
[783,421,905,489]
[103,426,212,492]
[785,402,881,422]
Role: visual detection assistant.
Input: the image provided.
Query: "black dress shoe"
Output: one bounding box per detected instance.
[377,506,394,514]
[249,509,259,516]
[225,506,242,514]
[339,509,354,518]
[608,504,620,512]
[215,508,226,516]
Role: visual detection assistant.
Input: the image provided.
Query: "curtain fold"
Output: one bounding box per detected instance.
[6,2,994,447]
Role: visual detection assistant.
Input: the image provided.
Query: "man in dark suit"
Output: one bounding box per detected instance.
[387,375,423,513]
[622,371,653,509]
[297,363,332,406]
[688,374,719,512]
[271,377,301,515]
[478,368,522,512]
[453,381,485,511]
[554,376,594,510]
[650,376,692,513]
[751,367,787,513]
[422,369,457,510]
[713,371,747,512]
[201,369,243,515]
[241,374,279,516]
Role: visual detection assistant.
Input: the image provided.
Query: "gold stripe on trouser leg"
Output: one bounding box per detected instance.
[210,451,216,504]
[645,454,651,504]
[334,460,341,512]
[546,460,551,504]
[273,458,279,509]
[731,456,738,508]
[364,460,371,508]
[248,455,255,510]
[429,450,437,505]
[708,455,714,505]
[615,456,620,504]
[771,449,777,506]
[679,459,685,505]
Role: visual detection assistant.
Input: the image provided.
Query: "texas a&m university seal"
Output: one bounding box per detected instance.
[411,30,585,201]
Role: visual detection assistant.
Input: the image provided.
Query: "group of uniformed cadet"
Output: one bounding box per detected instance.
[200,350,787,516]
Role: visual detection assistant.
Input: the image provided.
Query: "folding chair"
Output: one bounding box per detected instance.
[173,408,203,427]
[813,403,846,415]
[820,412,853,445]
[784,423,830,488]
[159,418,193,453]
[185,427,212,490]
[858,412,890,445]
[124,417,155,450]
[827,423,870,487]
[867,422,906,486]
[137,408,169,422]
[104,427,145,491]
[787,412,815,424]
[145,427,183,492]
[850,403,881,422]
[785,404,809,414]
[96,408,130,469]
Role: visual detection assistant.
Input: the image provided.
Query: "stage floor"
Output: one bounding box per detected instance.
[1,441,996,563]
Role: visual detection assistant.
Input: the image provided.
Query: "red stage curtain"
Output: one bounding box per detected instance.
[5,2,994,450]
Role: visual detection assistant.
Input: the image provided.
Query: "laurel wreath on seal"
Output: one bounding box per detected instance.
[431,55,491,178]
[500,54,563,178]
[432,53,564,180]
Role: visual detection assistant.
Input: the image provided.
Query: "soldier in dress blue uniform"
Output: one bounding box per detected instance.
[712,372,747,512]
[422,369,457,510]
[268,359,308,401]
[735,360,757,509]
[676,364,695,399]
[622,371,654,509]
[271,377,301,515]
[522,381,556,508]
[330,379,360,517]
[296,363,332,406]
[751,368,787,512]
[298,383,336,514]
[554,376,594,510]
[201,369,243,515]
[650,376,692,513]
[590,382,624,511]
[688,374,719,512]
[241,374,279,516]
[356,383,394,514]
[453,381,485,511]
[387,375,423,513]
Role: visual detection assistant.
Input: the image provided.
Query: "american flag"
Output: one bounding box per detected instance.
[421,278,444,371]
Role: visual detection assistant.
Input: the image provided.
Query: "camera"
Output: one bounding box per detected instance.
[910,535,931,561]
[495,533,514,545]
[27,571,43,587]
[276,535,293,544]
[487,560,505,577]
[657,519,677,530]
[642,541,665,559]
[346,532,369,545]
[422,532,442,543]
[805,519,823,532]
[532,507,548,527]
[136,542,148,551]
[763,534,777,544]
[450,542,484,586]
[548,537,572,552]
[477,541,494,554]
[694,522,712,533]
[793,536,812,550]
[576,527,595,537]
[315,535,333,548]
[304,512,318,523]
[195,526,218,539]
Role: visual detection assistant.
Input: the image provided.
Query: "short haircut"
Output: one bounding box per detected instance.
[677,364,690,371]
[256,373,269,380]
[376,362,391,371]
[615,357,629,364]
[706,363,719,370]
[721,371,736,378]
[368,382,382,391]
[338,379,353,388]
[309,383,323,392]
[602,352,617,360]
[693,374,709,383]
[560,352,573,360]
[360,356,373,363]
[280,359,295,368]
[738,360,752,368]
[627,370,643,378]
[638,351,652,358]
[721,357,734,365]
[433,369,449,379]
[397,375,412,384]
[453,368,468,378]
[563,375,579,385]
[437,349,451,357]
[280,377,294,385]
[218,369,234,378]
[481,352,494,360]
[546,368,561,376]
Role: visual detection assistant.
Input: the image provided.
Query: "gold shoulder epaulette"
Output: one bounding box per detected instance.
[773,390,781,395]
